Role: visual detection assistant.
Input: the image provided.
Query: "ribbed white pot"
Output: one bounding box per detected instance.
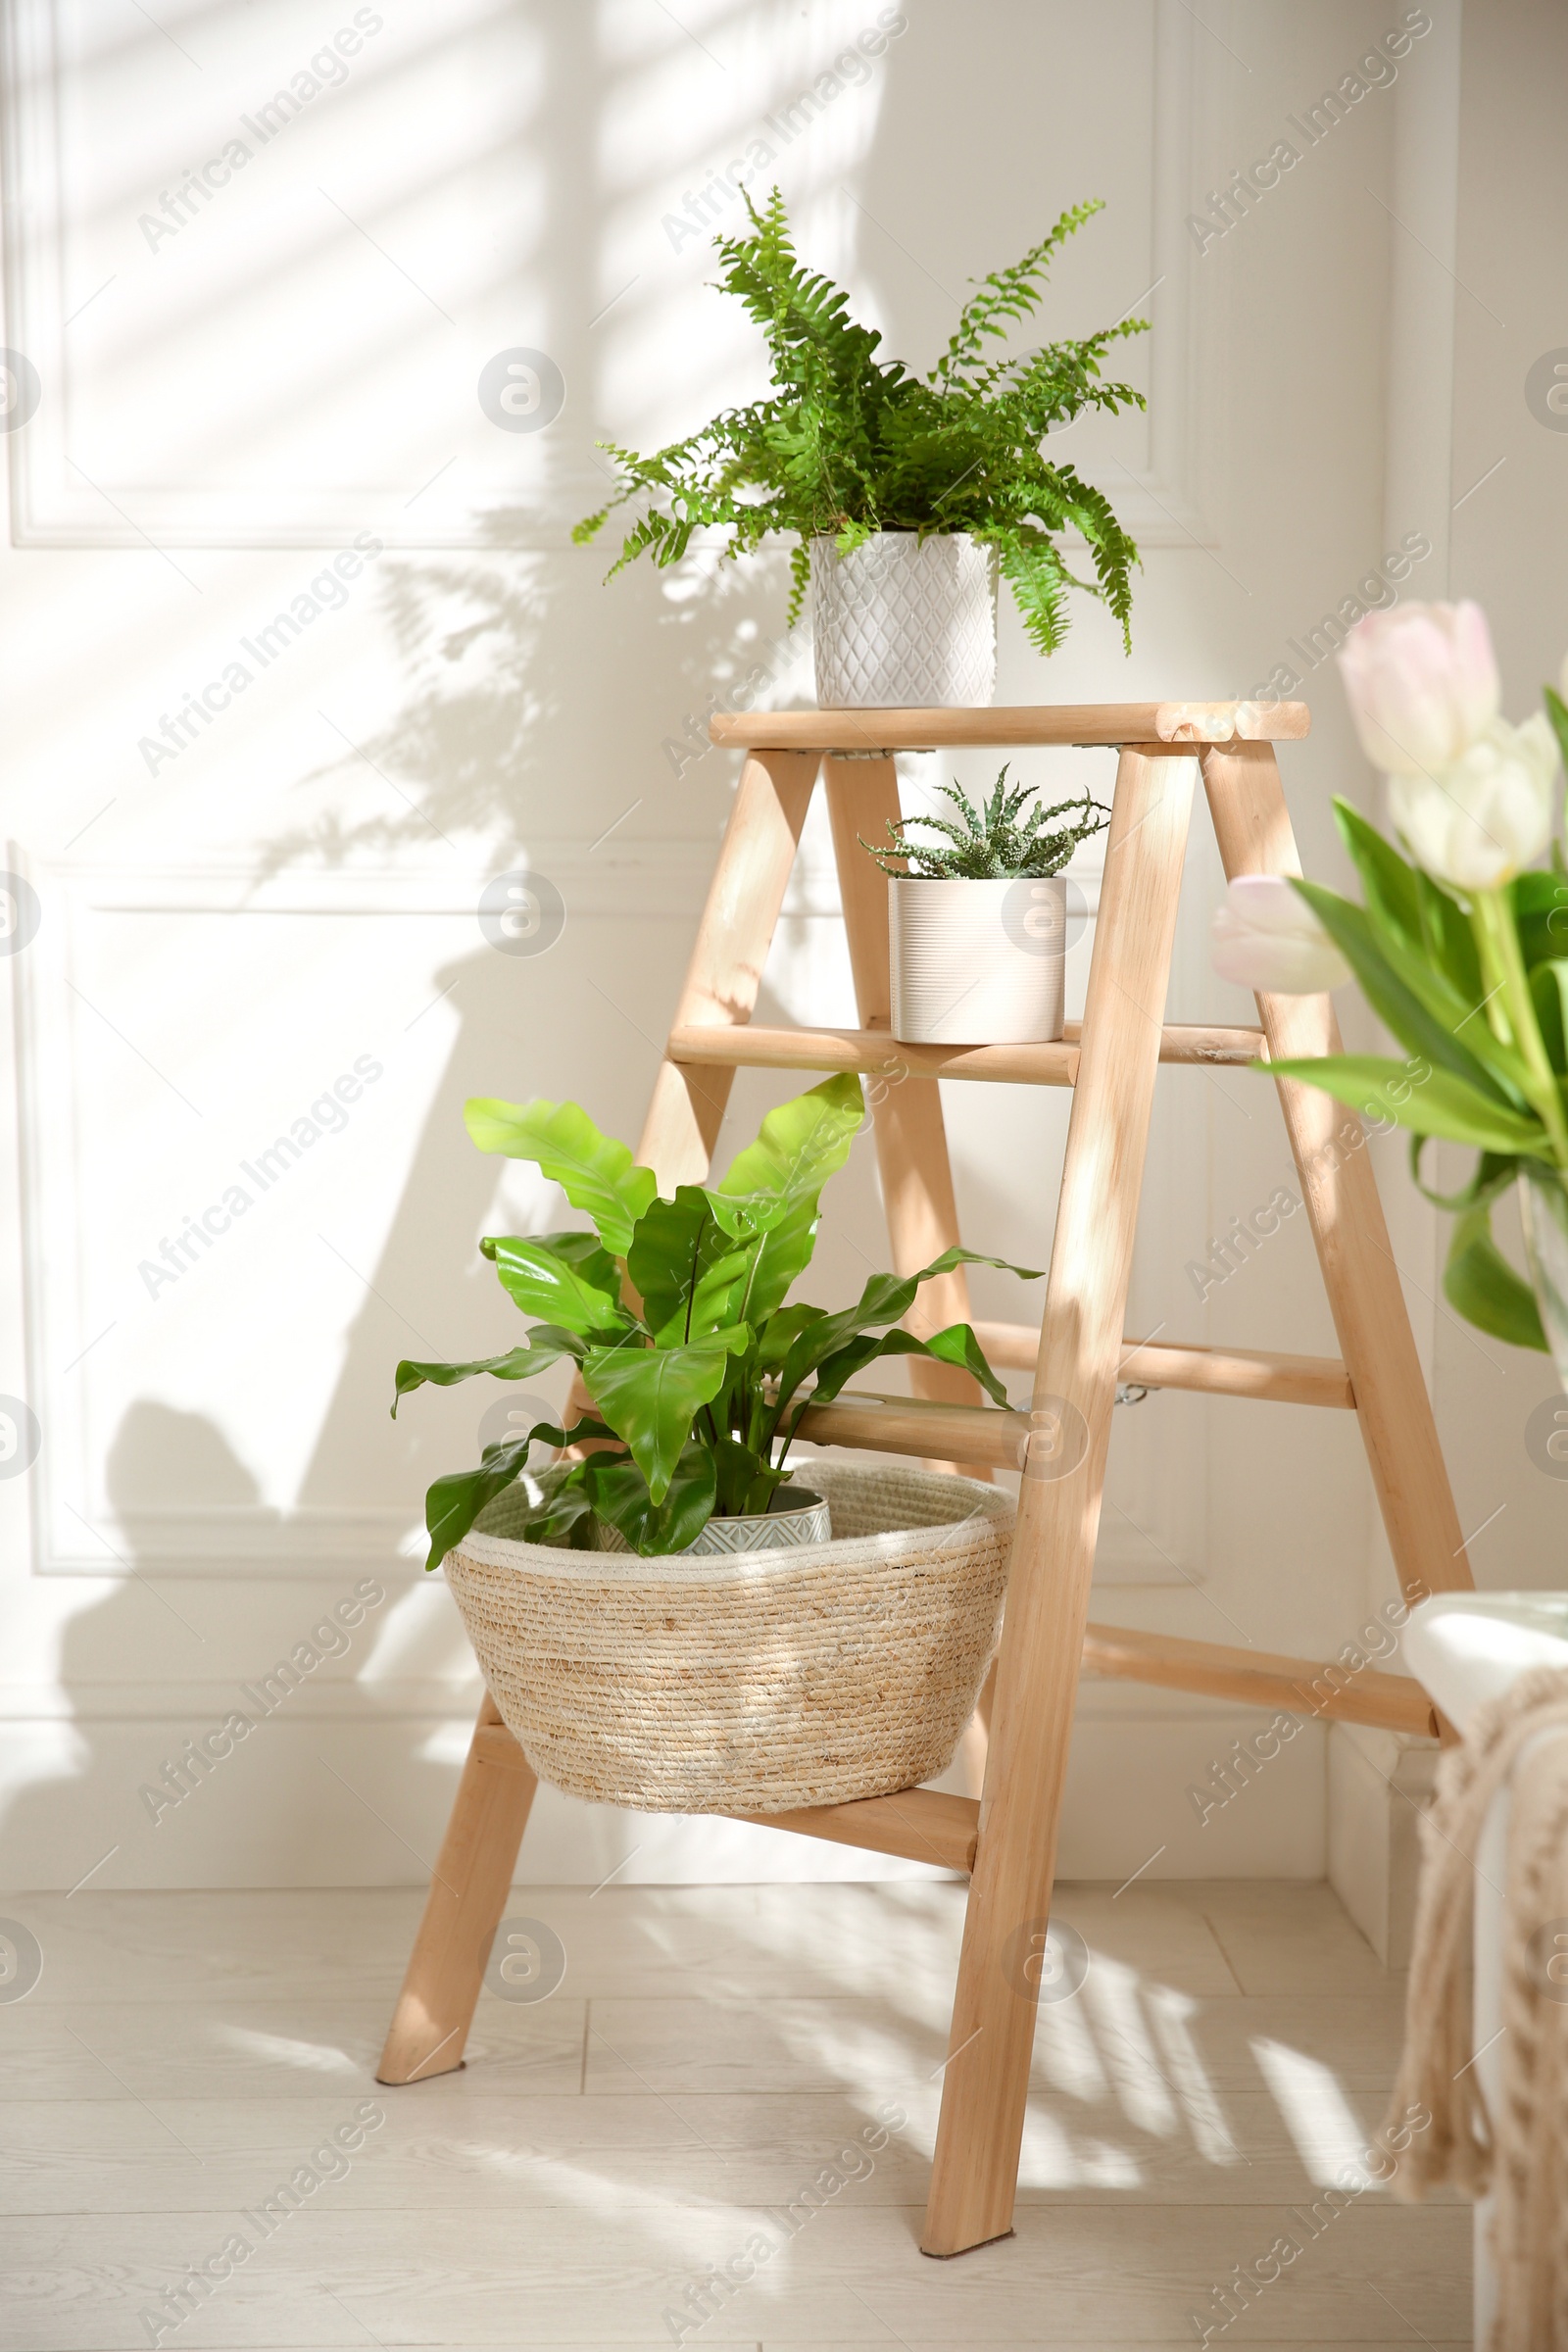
[889,875,1066,1046]
[811,531,997,708]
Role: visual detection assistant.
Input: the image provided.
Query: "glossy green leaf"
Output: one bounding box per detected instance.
[515,1461,600,1549]
[582,1444,718,1554]
[627,1187,756,1342]
[481,1234,632,1336]
[464,1097,658,1255]
[391,1326,585,1416]
[419,1413,612,1569]
[1444,1204,1548,1351]
[804,1322,1012,1417]
[711,1074,865,1321]
[709,1432,792,1518]
[771,1248,1041,1422]
[583,1328,750,1501]
[1267,1054,1550,1155]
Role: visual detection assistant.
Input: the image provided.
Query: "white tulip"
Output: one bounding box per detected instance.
[1211,875,1351,995]
[1387,713,1559,891]
[1338,601,1499,776]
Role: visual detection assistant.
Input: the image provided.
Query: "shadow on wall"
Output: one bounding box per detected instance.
[0,1403,463,1887]
[259,531,811,876]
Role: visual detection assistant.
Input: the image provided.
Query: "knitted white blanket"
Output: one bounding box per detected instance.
[1384,1663,1568,2348]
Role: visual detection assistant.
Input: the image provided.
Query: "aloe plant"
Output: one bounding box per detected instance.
[862,764,1108,880]
[393,1077,1039,1561]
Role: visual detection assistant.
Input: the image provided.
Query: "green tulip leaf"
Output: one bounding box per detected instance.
[1444,1203,1548,1352]
[1267,1054,1552,1156]
[1546,685,1568,779]
[1292,878,1528,1107]
[1332,797,1424,943]
[1514,867,1568,979]
[1408,1136,1518,1214]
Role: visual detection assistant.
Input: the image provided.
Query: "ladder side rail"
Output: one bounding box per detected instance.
[922,744,1199,2256]
[1200,742,1473,1603]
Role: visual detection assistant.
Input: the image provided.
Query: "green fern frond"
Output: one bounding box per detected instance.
[573,188,1145,660]
[934,200,1106,385]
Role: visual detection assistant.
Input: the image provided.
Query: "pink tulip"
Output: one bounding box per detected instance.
[1211,875,1350,996]
[1337,602,1499,776]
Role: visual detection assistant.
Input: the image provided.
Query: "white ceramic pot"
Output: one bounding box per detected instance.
[889,875,1066,1046]
[810,531,998,708]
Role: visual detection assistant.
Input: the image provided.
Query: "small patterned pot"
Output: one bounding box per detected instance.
[810,531,998,708]
[592,1486,831,1556]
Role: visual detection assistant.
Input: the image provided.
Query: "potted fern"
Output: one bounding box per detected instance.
[391,1076,1040,1816]
[573,190,1146,710]
[862,765,1108,1044]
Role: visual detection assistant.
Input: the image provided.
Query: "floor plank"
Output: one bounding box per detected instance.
[0,1881,1466,2350]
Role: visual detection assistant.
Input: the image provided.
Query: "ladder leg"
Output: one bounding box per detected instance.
[377,1694,537,2085]
[922,746,1197,2257]
[638,749,821,1189]
[823,758,986,1427]
[1200,742,1473,1601]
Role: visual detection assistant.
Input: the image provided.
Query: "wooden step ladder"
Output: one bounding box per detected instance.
[377,699,1472,2258]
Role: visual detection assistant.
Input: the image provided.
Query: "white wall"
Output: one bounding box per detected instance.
[0,0,1485,1891]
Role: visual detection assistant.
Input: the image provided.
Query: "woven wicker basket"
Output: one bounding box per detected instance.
[444,1461,1015,1814]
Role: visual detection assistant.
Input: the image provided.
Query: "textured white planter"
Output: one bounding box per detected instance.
[810,531,998,708]
[889,875,1066,1046]
[592,1486,830,1555]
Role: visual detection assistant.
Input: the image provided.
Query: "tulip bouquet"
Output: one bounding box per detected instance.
[1213,602,1568,1372]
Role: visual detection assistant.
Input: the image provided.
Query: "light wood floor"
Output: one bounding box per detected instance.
[0,1879,1466,2347]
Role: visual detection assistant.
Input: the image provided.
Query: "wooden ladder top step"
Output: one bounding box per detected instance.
[667,1018,1267,1086]
[709,700,1312,751]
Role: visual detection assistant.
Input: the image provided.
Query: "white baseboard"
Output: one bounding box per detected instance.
[1327,1722,1439,1967]
[0,1686,1330,1890]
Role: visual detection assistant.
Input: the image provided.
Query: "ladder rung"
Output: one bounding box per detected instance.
[709,700,1311,751]
[974,1324,1355,1409]
[667,1020,1266,1087]
[725,1787,979,1873]
[1082,1623,1438,1738]
[796,1390,1026,1470]
[1062,1018,1267,1067]
[472,1713,979,1871]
